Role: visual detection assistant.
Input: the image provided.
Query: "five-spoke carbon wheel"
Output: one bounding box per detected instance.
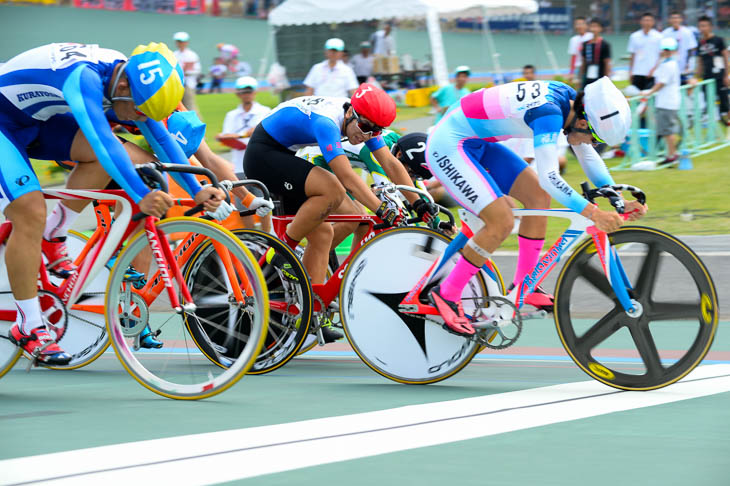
[555,226,718,390]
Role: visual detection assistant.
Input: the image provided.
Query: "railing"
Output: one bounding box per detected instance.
[612,79,730,171]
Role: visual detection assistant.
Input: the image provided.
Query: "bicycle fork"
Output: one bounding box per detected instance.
[144,219,195,313]
[587,226,638,315]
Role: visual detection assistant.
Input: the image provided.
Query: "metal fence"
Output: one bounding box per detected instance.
[613,79,730,170]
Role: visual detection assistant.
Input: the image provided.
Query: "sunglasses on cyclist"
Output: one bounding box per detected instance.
[352,109,383,137]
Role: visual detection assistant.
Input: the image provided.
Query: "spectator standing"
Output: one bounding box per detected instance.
[173,31,202,116]
[208,57,227,94]
[430,65,470,123]
[303,38,359,97]
[579,19,612,88]
[568,17,593,83]
[662,11,698,83]
[216,76,272,230]
[351,41,374,84]
[371,21,396,56]
[628,12,663,90]
[696,15,730,124]
[643,38,682,166]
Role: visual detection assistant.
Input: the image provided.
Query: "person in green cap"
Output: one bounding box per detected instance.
[430,65,471,122]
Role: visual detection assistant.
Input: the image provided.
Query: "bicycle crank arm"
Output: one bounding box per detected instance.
[520,309,549,320]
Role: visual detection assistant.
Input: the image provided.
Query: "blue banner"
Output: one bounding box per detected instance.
[455,7,570,32]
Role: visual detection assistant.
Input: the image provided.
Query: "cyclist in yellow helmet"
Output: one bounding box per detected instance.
[0,42,227,363]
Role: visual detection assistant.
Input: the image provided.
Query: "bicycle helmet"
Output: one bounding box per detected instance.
[350,83,397,129]
[118,42,185,121]
[166,110,206,158]
[582,76,631,146]
[392,132,430,179]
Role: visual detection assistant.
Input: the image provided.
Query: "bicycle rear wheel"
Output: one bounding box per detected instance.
[184,229,312,374]
[105,218,268,400]
[555,226,718,390]
[340,227,488,384]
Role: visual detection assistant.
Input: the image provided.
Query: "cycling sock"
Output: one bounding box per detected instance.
[440,256,481,301]
[44,203,81,241]
[283,231,300,250]
[512,235,545,288]
[15,297,43,335]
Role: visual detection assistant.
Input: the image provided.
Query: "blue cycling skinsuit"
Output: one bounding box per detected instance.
[243,96,385,213]
[425,80,615,216]
[0,43,202,210]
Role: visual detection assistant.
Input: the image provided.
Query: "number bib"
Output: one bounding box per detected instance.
[504,81,550,115]
[50,43,99,71]
[285,96,348,117]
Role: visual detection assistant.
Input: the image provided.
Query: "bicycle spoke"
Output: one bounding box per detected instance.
[192,312,251,343]
[576,306,623,351]
[634,242,661,299]
[629,322,664,378]
[647,301,700,321]
[578,261,615,299]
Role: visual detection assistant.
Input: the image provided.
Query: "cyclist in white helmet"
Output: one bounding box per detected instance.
[425,77,648,334]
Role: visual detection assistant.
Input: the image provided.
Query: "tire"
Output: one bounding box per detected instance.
[105,218,269,400]
[554,226,719,391]
[185,229,313,374]
[339,227,490,384]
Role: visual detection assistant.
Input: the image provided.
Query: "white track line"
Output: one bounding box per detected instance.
[3,364,730,486]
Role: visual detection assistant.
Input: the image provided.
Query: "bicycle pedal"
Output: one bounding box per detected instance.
[440,323,472,338]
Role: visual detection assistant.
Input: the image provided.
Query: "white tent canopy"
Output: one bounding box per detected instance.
[267,0,538,85]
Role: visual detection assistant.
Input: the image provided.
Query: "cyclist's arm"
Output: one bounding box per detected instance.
[133,119,202,197]
[530,114,592,214]
[370,145,419,204]
[194,138,254,202]
[571,142,615,189]
[61,65,149,203]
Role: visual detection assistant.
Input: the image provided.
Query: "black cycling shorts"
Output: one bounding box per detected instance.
[243,124,315,215]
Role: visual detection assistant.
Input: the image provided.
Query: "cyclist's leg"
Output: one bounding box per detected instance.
[425,136,514,332]
[0,128,70,363]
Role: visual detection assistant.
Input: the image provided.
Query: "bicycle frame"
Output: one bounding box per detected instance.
[398,207,637,317]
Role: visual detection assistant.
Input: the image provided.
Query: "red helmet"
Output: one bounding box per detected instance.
[350,83,396,129]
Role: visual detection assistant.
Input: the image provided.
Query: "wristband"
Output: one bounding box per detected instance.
[241,192,255,207]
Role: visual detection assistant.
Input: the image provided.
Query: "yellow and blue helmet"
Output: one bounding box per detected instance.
[123,42,185,121]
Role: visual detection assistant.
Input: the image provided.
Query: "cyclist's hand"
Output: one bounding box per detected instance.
[624,200,648,221]
[438,221,456,236]
[139,191,173,218]
[248,197,274,217]
[412,198,438,226]
[591,207,624,233]
[376,201,407,227]
[206,200,234,221]
[195,186,226,212]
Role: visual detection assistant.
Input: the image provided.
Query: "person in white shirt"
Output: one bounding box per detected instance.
[217,76,272,230]
[568,17,593,83]
[173,31,202,116]
[643,38,682,166]
[662,11,698,83]
[371,22,396,56]
[350,41,374,84]
[628,12,663,90]
[303,38,359,98]
[208,57,227,93]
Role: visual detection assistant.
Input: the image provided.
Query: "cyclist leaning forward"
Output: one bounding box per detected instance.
[426,76,648,334]
[0,42,227,364]
[243,85,437,339]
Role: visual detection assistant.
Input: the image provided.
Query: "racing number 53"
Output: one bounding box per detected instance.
[516,82,541,102]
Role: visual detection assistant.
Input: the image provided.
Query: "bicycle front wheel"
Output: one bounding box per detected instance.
[555,226,719,390]
[105,218,269,400]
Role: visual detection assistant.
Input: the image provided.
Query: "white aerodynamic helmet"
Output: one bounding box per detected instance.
[583,76,632,146]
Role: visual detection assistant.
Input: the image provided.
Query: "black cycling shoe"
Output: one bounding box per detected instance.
[319,317,343,343]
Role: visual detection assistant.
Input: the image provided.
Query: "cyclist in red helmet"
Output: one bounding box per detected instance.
[244,84,434,342]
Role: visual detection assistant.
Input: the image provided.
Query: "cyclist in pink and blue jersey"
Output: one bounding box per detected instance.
[0,42,227,364]
[425,77,648,334]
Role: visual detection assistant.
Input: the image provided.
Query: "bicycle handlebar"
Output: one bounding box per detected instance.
[132,162,224,221]
[580,182,646,215]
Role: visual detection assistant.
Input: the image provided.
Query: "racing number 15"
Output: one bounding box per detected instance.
[138,59,164,85]
[516,82,541,102]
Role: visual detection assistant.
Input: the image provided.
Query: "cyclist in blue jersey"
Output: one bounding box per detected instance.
[424,77,648,334]
[0,42,227,364]
[244,84,435,340]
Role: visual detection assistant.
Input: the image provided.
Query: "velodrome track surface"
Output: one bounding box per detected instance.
[1,316,728,485]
